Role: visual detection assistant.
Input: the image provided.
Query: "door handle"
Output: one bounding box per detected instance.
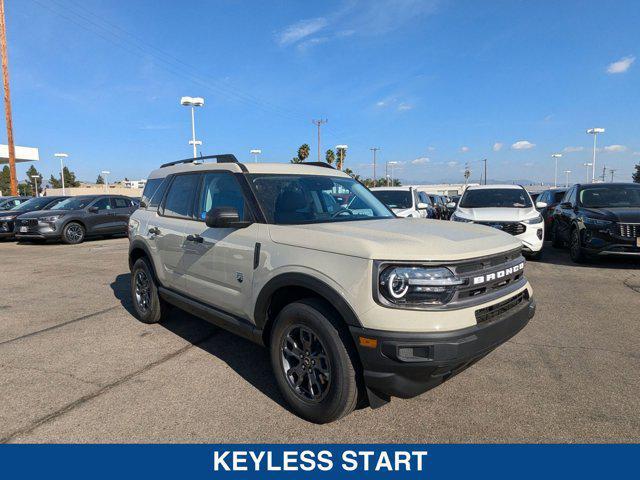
[186,234,204,243]
[148,227,160,235]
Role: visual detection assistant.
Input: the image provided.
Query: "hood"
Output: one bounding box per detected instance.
[0,210,20,219]
[268,218,520,261]
[15,210,69,219]
[581,207,640,223]
[455,206,538,222]
[391,207,414,217]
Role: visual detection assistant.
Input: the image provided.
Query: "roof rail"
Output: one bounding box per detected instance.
[302,161,335,169]
[160,154,239,168]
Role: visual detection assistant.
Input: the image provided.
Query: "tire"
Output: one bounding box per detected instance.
[130,257,167,324]
[62,222,85,244]
[569,227,586,263]
[526,249,543,261]
[269,298,362,424]
[551,222,563,249]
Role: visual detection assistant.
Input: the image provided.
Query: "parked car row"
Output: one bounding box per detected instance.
[0,194,138,244]
[369,187,453,220]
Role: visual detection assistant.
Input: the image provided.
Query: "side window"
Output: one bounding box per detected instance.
[112,197,131,208]
[162,174,200,219]
[568,187,577,206]
[197,172,248,221]
[562,187,576,206]
[418,192,430,205]
[92,197,112,210]
[141,178,162,205]
[148,178,169,209]
[539,192,548,204]
[554,191,566,203]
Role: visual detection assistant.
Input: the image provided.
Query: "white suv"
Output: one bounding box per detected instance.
[128,156,536,423]
[370,186,430,218]
[451,185,546,259]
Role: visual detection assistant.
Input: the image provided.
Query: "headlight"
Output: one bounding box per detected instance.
[522,214,543,224]
[581,217,612,227]
[40,214,63,222]
[378,266,463,307]
[451,213,473,223]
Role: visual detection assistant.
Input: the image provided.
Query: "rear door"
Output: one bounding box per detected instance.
[555,187,576,241]
[180,171,258,319]
[110,196,135,233]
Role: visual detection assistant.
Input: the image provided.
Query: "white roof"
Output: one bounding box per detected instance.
[465,184,524,190]
[0,145,39,164]
[370,186,413,191]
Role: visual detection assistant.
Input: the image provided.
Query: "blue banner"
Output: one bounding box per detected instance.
[0,444,637,479]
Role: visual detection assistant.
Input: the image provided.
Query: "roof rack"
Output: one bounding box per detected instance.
[160,154,239,168]
[301,161,335,169]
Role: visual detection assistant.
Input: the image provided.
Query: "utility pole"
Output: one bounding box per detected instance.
[463,163,470,187]
[609,168,617,182]
[370,147,381,185]
[0,0,17,195]
[482,158,487,185]
[312,119,327,162]
[600,165,607,183]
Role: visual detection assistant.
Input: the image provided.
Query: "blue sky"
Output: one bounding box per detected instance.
[5,0,640,185]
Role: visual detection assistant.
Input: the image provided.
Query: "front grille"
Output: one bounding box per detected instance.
[478,221,526,236]
[475,290,529,324]
[618,223,639,238]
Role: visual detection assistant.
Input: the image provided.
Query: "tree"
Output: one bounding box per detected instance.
[49,166,81,189]
[336,146,347,170]
[633,163,640,183]
[325,149,335,165]
[290,143,311,163]
[96,174,105,184]
[24,165,43,196]
[18,182,32,196]
[0,165,11,195]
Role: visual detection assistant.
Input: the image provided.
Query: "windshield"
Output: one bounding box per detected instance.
[460,188,532,208]
[579,185,640,208]
[11,197,59,211]
[371,190,412,209]
[247,174,394,225]
[51,197,92,210]
[0,199,19,210]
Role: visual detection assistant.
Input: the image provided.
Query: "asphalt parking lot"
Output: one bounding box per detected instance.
[1,237,639,443]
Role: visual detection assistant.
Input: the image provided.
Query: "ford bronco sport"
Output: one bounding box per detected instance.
[128,155,536,423]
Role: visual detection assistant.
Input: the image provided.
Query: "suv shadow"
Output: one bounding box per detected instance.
[538,242,640,269]
[110,273,288,410]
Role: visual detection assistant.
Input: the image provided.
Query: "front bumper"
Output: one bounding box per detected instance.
[581,227,640,256]
[351,294,536,402]
[13,220,61,240]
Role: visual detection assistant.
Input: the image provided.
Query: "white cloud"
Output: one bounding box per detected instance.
[296,36,329,52]
[427,146,436,151]
[563,146,584,153]
[492,142,503,152]
[397,102,413,111]
[460,146,470,153]
[603,144,628,152]
[375,100,388,107]
[511,140,535,150]
[447,161,458,167]
[633,151,640,157]
[524,162,534,167]
[276,17,328,46]
[606,55,635,74]
[411,157,430,165]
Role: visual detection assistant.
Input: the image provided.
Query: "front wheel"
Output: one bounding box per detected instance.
[62,222,85,244]
[270,299,362,424]
[130,258,168,324]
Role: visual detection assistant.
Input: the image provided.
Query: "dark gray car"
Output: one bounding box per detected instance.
[14,195,138,244]
[0,196,68,239]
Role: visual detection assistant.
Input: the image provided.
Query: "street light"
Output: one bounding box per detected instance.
[250,149,262,163]
[54,153,68,195]
[101,170,110,192]
[181,96,205,158]
[563,170,571,188]
[551,153,562,188]
[387,161,399,185]
[31,175,40,197]
[583,162,593,183]
[586,127,605,183]
[335,145,348,170]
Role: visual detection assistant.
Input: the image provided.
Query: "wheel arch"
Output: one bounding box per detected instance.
[128,239,161,282]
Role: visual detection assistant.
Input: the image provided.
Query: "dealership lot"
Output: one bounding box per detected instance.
[0,238,639,443]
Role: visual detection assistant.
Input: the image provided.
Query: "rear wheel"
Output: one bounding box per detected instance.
[131,257,168,324]
[270,299,361,424]
[569,227,586,263]
[62,222,85,244]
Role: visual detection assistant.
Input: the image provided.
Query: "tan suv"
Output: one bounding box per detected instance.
[128,155,536,423]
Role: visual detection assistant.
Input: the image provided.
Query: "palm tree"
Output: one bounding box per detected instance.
[325,149,335,165]
[298,144,310,161]
[336,146,347,170]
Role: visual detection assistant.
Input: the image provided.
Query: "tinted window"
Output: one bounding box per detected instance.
[418,192,432,205]
[163,174,199,218]
[371,190,412,209]
[112,197,131,208]
[12,197,59,211]
[51,197,93,210]
[567,187,577,205]
[553,191,566,203]
[148,178,169,209]
[197,172,248,221]
[141,178,163,205]
[579,185,640,208]
[460,188,532,208]
[92,197,112,210]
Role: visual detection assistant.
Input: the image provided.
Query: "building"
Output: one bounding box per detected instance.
[122,179,147,189]
[407,183,480,196]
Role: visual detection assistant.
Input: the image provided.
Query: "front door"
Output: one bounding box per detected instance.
[180,171,258,320]
[85,197,117,233]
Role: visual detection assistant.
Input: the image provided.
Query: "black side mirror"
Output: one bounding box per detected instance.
[139,200,148,208]
[205,207,251,229]
[559,202,572,209]
[87,206,99,213]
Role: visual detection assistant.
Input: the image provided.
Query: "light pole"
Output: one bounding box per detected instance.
[31,175,40,197]
[335,145,348,170]
[101,170,110,192]
[551,153,562,188]
[564,170,571,187]
[54,153,68,195]
[387,161,398,185]
[583,162,592,183]
[181,96,204,158]
[250,149,262,163]
[586,127,604,183]
[370,147,381,184]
